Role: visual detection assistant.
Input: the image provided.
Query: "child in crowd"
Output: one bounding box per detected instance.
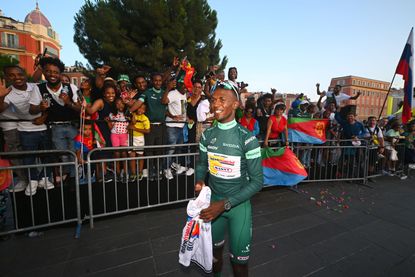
[239,105,259,137]
[74,122,96,184]
[108,98,129,181]
[128,104,150,181]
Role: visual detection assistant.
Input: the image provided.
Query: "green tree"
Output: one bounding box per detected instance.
[74,0,227,78]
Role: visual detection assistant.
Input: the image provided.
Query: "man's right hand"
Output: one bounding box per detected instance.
[40,100,49,111]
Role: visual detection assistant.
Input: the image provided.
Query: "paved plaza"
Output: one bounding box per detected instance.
[2,175,415,277]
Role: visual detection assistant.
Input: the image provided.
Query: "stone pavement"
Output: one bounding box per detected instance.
[1,175,415,277]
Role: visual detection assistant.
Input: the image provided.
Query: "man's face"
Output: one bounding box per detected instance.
[369,118,377,127]
[228,68,237,81]
[217,71,225,81]
[211,88,238,123]
[347,113,355,123]
[263,98,272,108]
[152,75,162,90]
[118,81,128,91]
[5,67,27,90]
[43,64,61,86]
[334,85,341,94]
[135,77,147,92]
[381,119,388,127]
[328,102,336,112]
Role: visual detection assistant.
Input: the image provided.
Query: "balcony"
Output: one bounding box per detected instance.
[0,42,26,51]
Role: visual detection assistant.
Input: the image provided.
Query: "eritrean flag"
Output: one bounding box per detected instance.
[288,118,328,144]
[395,28,414,124]
[262,147,307,187]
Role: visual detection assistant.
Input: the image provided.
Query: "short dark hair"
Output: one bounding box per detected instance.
[151,72,162,80]
[367,116,376,121]
[193,79,203,86]
[40,57,65,73]
[3,65,25,74]
[102,82,117,92]
[133,74,146,82]
[262,93,272,100]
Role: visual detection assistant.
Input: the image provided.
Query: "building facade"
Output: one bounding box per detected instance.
[329,75,390,119]
[0,3,61,75]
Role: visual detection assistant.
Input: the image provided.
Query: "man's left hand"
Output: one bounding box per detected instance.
[199,200,225,222]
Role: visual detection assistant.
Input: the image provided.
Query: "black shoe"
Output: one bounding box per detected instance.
[104,173,114,183]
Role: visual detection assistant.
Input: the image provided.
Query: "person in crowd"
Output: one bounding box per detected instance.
[256,93,274,140]
[196,94,214,143]
[84,82,117,182]
[288,99,310,118]
[403,121,415,170]
[378,117,389,136]
[335,107,366,178]
[128,103,150,181]
[129,73,167,181]
[0,76,27,193]
[60,74,71,86]
[262,101,289,148]
[384,121,404,176]
[306,104,319,118]
[316,83,361,107]
[108,98,129,181]
[364,116,385,179]
[0,65,52,196]
[239,104,260,137]
[31,57,81,182]
[74,121,95,165]
[162,80,194,179]
[187,80,203,144]
[195,81,262,277]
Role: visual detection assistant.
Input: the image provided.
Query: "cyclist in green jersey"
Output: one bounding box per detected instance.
[195,81,263,277]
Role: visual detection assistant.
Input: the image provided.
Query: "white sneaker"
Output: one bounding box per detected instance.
[171,162,186,174]
[409,164,415,170]
[38,177,54,190]
[25,180,38,196]
[142,169,148,178]
[399,174,408,180]
[185,168,195,176]
[164,169,173,180]
[9,180,27,193]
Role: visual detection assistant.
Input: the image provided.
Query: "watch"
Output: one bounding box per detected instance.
[224,199,232,211]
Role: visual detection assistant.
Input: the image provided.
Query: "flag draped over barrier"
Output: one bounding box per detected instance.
[261,147,308,187]
[395,28,414,124]
[288,118,328,144]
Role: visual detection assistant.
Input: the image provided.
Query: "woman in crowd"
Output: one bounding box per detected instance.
[263,101,289,147]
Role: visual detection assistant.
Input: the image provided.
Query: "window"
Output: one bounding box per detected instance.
[46,47,58,57]
[353,80,356,85]
[71,77,78,87]
[1,32,19,48]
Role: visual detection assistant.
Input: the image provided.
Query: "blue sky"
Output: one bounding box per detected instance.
[2,0,414,99]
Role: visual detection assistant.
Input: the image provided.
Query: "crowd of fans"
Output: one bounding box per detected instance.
[0,56,414,198]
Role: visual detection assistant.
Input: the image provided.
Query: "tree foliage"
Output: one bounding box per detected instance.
[74,0,227,78]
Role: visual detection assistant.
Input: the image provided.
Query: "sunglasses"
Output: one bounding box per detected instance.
[210,80,240,100]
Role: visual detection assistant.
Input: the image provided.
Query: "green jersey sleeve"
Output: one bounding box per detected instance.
[195,131,209,182]
[228,134,263,207]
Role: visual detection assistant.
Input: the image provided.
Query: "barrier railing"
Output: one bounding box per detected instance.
[0,150,82,237]
[0,140,411,236]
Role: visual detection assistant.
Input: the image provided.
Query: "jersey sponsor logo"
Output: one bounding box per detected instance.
[244,136,255,145]
[208,152,241,179]
[180,219,200,253]
[208,145,218,150]
[223,143,240,149]
[237,256,250,261]
[210,138,217,144]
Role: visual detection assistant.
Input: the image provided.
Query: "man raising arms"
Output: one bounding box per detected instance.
[195,81,263,277]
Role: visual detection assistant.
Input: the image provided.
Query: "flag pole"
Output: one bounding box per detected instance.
[377,73,397,120]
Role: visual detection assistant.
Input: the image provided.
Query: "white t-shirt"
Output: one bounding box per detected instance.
[325,91,351,106]
[364,126,384,139]
[196,99,212,122]
[4,83,46,132]
[0,107,18,131]
[165,89,187,128]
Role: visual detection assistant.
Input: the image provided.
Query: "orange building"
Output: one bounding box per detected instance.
[0,3,61,75]
[329,75,390,119]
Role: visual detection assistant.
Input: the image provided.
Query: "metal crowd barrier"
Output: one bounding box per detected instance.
[0,140,411,236]
[0,150,82,237]
[85,143,198,228]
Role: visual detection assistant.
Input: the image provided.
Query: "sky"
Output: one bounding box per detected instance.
[1,0,414,99]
